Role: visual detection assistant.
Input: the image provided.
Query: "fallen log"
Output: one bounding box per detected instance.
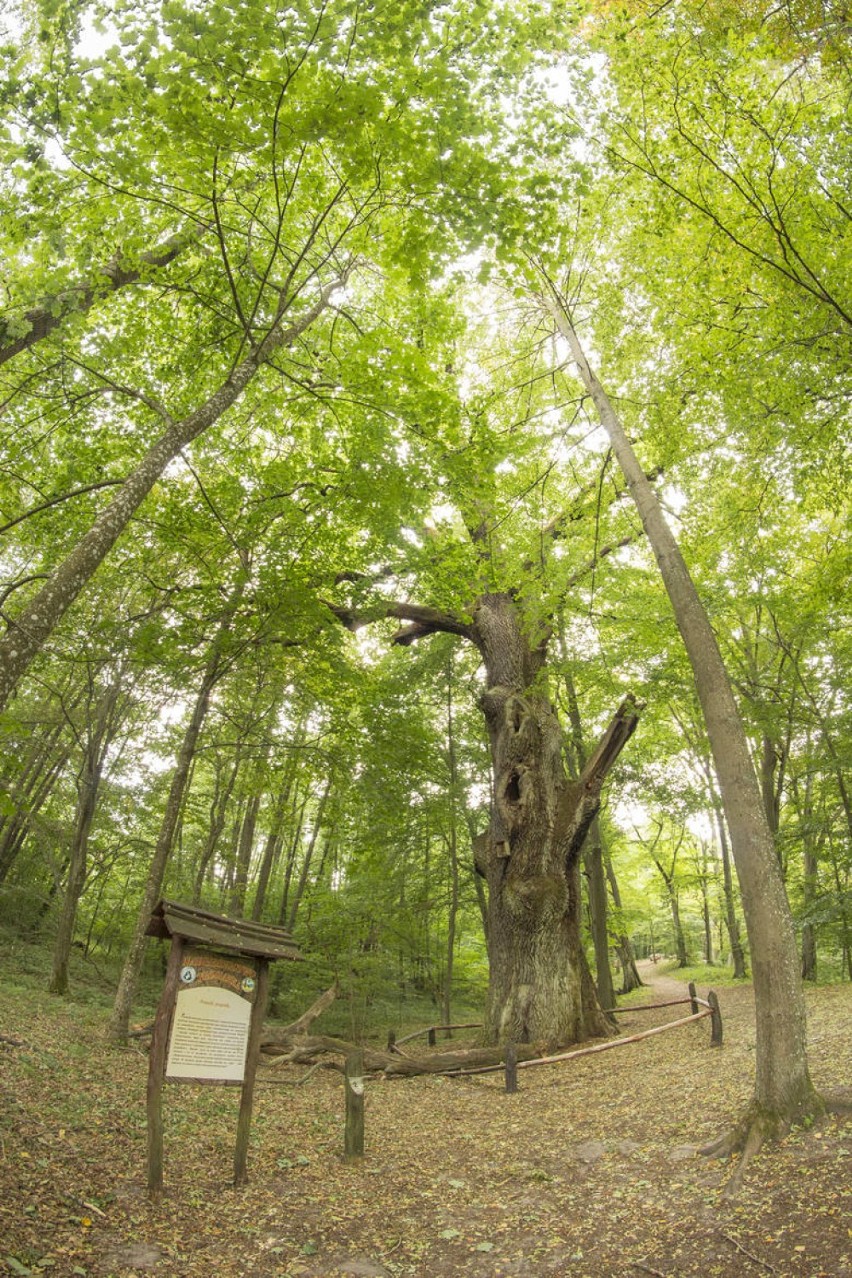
[259,1031,550,1077]
[260,1033,396,1072]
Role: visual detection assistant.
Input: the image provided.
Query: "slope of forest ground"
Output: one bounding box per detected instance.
[1,950,850,1278]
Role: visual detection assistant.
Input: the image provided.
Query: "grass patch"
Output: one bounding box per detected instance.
[655,960,752,989]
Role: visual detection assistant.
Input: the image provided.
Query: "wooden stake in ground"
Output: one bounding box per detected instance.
[344,1051,365,1161]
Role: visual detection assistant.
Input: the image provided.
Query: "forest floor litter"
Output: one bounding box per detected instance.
[1,962,850,1278]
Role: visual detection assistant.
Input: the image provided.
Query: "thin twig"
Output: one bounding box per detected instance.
[720,1232,777,1274]
[632,1262,667,1277]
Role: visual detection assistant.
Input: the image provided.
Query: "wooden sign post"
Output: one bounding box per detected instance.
[144,899,303,1194]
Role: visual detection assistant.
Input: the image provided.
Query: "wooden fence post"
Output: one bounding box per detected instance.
[688,982,698,1015]
[505,1043,518,1094]
[344,1050,365,1161]
[708,990,723,1047]
[386,1030,396,1053]
[427,1027,436,1046]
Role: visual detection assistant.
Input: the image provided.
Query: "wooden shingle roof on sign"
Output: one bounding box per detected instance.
[147,899,304,961]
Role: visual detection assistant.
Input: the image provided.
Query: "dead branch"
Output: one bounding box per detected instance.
[276,980,340,1036]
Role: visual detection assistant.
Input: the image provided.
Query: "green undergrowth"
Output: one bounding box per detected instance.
[654,961,753,990]
[0,926,487,1046]
[658,958,851,991]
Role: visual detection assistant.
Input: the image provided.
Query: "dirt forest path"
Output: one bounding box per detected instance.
[1,960,850,1278]
[633,958,700,1003]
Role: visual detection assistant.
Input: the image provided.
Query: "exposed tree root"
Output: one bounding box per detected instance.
[701,1091,829,1198]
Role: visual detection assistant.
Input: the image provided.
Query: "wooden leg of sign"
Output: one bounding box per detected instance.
[147,936,184,1196]
[234,959,269,1187]
[344,1050,365,1161]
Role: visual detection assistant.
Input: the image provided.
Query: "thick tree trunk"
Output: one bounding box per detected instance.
[552,306,816,1131]
[333,590,638,1050]
[470,594,638,1046]
[560,665,616,1008]
[0,282,341,713]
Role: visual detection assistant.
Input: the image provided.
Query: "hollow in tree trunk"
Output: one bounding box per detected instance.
[468,594,638,1046]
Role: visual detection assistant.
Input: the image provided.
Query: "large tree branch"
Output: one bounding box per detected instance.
[555,694,643,864]
[0,226,202,366]
[326,599,474,645]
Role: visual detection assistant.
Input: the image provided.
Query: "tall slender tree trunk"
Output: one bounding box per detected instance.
[669,889,689,968]
[800,842,818,983]
[251,731,303,920]
[828,844,852,981]
[109,590,242,1042]
[649,837,690,970]
[278,788,309,926]
[585,828,615,1008]
[549,303,817,1134]
[286,779,332,933]
[0,283,341,713]
[698,855,714,964]
[0,748,70,883]
[602,846,643,992]
[48,675,126,995]
[230,792,262,915]
[48,757,103,995]
[193,748,242,903]
[713,799,748,977]
[442,657,461,1032]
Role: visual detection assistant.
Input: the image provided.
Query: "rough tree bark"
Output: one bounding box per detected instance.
[562,663,617,1008]
[546,296,820,1165]
[333,592,640,1048]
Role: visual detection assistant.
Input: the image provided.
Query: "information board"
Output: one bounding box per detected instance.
[165,948,258,1084]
